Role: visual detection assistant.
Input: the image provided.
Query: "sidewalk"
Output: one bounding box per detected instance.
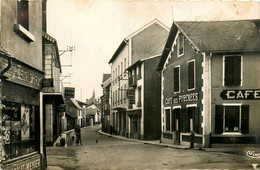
[98,130,260,157]
[98,130,189,149]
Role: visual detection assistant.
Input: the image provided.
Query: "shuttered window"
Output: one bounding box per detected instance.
[165,109,170,131]
[174,66,180,92]
[182,108,188,133]
[215,105,249,134]
[224,56,242,86]
[172,109,180,132]
[18,0,29,30]
[188,60,195,90]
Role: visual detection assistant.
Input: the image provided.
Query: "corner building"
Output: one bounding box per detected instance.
[157,20,260,147]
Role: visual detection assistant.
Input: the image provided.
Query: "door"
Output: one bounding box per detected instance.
[174,108,181,144]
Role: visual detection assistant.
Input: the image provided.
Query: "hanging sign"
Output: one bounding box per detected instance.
[220,90,260,100]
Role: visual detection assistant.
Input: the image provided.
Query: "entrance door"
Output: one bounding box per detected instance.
[174,108,181,144]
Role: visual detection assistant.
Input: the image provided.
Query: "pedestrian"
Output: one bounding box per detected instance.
[75,125,82,146]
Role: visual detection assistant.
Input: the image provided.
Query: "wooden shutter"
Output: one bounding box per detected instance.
[194,107,200,134]
[241,105,249,134]
[224,56,234,86]
[172,109,176,132]
[174,67,179,92]
[215,105,224,134]
[188,61,195,89]
[233,56,241,85]
[182,108,188,133]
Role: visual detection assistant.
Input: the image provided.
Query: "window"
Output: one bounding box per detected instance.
[177,33,184,57]
[174,66,180,93]
[165,109,171,131]
[115,68,117,83]
[172,108,180,132]
[118,65,120,78]
[215,105,249,134]
[121,62,123,76]
[187,107,195,132]
[188,60,195,90]
[224,56,242,86]
[18,0,29,30]
[124,58,126,74]
[120,86,123,102]
[137,86,141,107]
[124,84,126,100]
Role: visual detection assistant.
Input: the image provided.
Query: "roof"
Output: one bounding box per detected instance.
[176,19,260,53]
[42,32,62,73]
[108,19,169,64]
[70,98,83,110]
[76,100,88,107]
[85,108,98,115]
[157,19,260,71]
[102,74,111,83]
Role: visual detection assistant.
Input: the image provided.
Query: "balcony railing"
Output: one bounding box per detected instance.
[129,76,137,87]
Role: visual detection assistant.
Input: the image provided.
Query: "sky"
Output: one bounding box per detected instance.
[47,0,260,101]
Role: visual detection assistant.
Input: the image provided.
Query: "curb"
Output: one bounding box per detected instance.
[98,130,189,150]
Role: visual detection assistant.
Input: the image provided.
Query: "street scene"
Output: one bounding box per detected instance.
[46,126,260,169]
[1,0,260,169]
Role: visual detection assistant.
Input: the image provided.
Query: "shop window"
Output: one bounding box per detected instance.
[174,66,180,93]
[18,0,29,30]
[182,107,200,133]
[188,60,195,90]
[172,108,180,132]
[2,102,39,161]
[224,56,242,86]
[177,33,184,57]
[215,105,249,134]
[165,109,171,131]
[137,86,141,107]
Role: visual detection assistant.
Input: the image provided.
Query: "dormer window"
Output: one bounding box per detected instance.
[177,33,184,57]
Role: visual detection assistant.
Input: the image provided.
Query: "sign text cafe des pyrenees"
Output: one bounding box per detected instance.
[165,92,199,105]
[221,90,260,100]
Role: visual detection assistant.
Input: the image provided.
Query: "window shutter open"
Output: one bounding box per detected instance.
[194,107,200,134]
[172,109,176,132]
[188,61,195,89]
[224,57,234,86]
[234,56,241,85]
[182,108,188,133]
[241,105,249,134]
[215,105,224,134]
[174,67,179,92]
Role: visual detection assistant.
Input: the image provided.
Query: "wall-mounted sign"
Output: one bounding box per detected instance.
[165,92,199,105]
[220,90,260,100]
[2,58,43,90]
[127,88,135,104]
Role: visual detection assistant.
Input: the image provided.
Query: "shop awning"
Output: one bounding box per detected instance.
[113,107,126,112]
[127,109,141,116]
[43,92,65,104]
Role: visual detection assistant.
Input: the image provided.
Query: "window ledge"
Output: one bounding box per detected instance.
[222,132,242,135]
[14,24,35,42]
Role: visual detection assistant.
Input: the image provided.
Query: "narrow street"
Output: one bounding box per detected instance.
[46,126,258,170]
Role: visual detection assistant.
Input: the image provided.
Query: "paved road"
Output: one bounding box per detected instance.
[46,126,258,169]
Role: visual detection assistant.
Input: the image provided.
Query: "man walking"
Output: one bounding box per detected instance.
[75,125,82,146]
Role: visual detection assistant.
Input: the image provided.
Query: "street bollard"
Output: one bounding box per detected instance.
[190,132,194,148]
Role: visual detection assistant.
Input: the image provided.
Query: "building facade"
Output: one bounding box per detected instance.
[101,74,111,133]
[157,19,260,148]
[109,19,169,139]
[42,33,65,146]
[1,0,45,169]
[126,55,162,140]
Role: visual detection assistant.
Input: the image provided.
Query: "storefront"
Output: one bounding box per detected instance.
[1,57,43,169]
[127,109,141,139]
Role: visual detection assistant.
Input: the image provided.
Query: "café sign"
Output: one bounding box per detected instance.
[165,92,199,105]
[221,90,260,100]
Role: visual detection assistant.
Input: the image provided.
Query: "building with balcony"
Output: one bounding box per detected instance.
[126,55,162,140]
[101,74,111,133]
[157,19,260,148]
[108,19,169,139]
